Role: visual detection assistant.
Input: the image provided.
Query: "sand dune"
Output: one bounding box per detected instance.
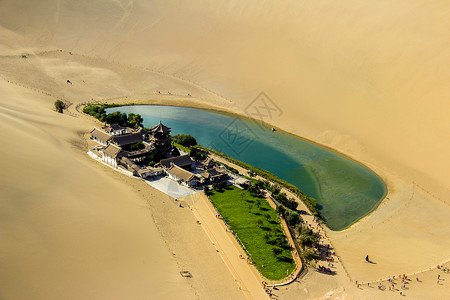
[1,0,449,299]
[2,0,448,200]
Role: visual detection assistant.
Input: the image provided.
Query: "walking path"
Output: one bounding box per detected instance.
[265,194,303,286]
[184,193,270,300]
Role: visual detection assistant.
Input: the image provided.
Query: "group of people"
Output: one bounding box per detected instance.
[318,265,333,274]
[355,265,449,296]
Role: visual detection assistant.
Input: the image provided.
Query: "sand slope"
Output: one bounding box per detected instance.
[2,0,448,200]
[1,1,450,299]
[0,80,196,299]
[0,79,246,299]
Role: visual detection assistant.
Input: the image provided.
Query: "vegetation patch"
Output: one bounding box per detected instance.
[82,103,143,128]
[54,100,66,113]
[172,134,197,147]
[208,186,295,280]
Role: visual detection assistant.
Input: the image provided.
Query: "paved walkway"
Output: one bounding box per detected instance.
[145,177,200,199]
[265,194,303,285]
[184,193,270,300]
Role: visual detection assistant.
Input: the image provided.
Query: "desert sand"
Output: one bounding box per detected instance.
[1,0,449,299]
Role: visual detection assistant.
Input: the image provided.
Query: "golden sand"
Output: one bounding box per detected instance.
[1,1,449,299]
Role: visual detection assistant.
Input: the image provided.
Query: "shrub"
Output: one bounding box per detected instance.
[247,184,260,196]
[127,141,144,151]
[54,100,66,113]
[190,148,206,160]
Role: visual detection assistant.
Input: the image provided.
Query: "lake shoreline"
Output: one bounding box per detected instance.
[98,101,387,230]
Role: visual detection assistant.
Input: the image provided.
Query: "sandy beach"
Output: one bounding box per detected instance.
[1,1,449,299]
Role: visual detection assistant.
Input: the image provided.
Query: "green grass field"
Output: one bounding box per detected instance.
[208,186,295,280]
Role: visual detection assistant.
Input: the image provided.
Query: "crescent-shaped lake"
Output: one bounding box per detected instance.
[107,105,386,230]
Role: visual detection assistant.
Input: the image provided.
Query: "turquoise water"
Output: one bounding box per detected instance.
[107,105,386,230]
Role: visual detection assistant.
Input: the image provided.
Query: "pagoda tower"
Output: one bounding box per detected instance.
[149,121,172,156]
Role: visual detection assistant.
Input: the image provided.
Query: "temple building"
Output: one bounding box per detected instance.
[158,155,194,170]
[166,165,198,187]
[89,128,112,145]
[88,121,231,188]
[101,143,122,167]
[148,121,172,156]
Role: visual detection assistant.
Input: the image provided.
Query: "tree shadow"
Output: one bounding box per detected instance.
[277,255,294,263]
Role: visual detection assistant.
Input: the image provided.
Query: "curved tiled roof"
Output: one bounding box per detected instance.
[90,128,112,143]
[149,121,171,134]
[167,165,195,182]
[159,155,193,169]
[111,132,143,146]
[102,143,122,158]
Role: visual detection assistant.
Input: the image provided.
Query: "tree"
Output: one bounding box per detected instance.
[276,205,286,216]
[203,185,210,195]
[255,180,265,190]
[146,149,162,166]
[172,134,197,147]
[217,180,226,190]
[105,111,128,126]
[284,209,301,227]
[212,182,218,190]
[271,184,281,195]
[302,249,320,265]
[298,234,319,249]
[247,184,260,196]
[82,104,106,120]
[54,100,65,113]
[127,113,143,128]
[190,148,206,160]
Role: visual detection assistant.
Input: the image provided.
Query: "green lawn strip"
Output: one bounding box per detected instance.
[208,186,295,280]
[172,142,191,154]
